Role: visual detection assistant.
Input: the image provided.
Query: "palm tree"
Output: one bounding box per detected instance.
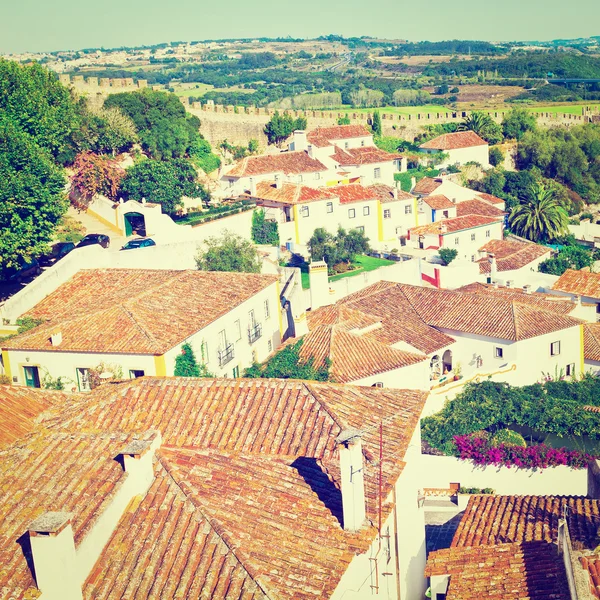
[458,111,503,144]
[509,182,569,242]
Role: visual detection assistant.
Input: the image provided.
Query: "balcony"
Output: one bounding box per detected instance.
[248,322,262,344]
[218,343,235,367]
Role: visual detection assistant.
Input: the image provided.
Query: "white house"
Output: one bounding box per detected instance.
[0,376,430,600]
[412,176,506,211]
[0,269,282,390]
[408,215,504,261]
[419,131,490,169]
[584,322,600,374]
[550,269,600,319]
[418,194,457,224]
[252,180,417,253]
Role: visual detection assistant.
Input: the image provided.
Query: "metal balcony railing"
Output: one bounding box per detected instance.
[248,322,262,344]
[218,343,235,367]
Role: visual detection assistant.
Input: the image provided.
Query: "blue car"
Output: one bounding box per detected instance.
[120,238,156,251]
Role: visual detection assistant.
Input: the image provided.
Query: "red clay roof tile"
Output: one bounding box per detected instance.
[456,198,506,218]
[409,214,500,236]
[226,151,327,177]
[420,131,488,150]
[553,269,600,299]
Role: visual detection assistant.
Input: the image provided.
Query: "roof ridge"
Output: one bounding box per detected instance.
[156,451,275,599]
[116,304,163,353]
[302,382,348,432]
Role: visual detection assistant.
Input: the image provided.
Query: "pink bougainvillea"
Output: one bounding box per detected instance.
[453,434,593,470]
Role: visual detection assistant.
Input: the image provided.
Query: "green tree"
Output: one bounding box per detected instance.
[502,108,537,141]
[539,245,594,275]
[174,342,212,377]
[244,339,330,381]
[251,209,280,245]
[195,231,262,273]
[189,137,221,174]
[264,111,308,146]
[509,182,569,242]
[0,117,67,273]
[489,146,504,167]
[459,111,503,144]
[308,226,370,272]
[120,158,208,216]
[104,89,201,160]
[371,110,382,136]
[438,248,458,265]
[337,115,351,125]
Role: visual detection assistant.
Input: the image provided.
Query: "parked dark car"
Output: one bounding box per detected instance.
[40,242,76,266]
[76,234,110,249]
[120,238,156,251]
[1,258,42,283]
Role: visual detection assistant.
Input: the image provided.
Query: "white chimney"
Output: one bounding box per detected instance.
[488,253,497,279]
[523,284,532,294]
[439,222,448,234]
[249,177,257,197]
[293,130,308,152]
[274,174,283,189]
[50,331,62,347]
[360,175,366,187]
[118,438,158,494]
[336,428,367,531]
[573,294,581,306]
[410,176,417,191]
[493,281,499,289]
[505,280,512,288]
[309,260,332,310]
[28,512,82,600]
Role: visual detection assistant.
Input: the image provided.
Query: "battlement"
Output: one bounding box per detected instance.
[58,74,148,90]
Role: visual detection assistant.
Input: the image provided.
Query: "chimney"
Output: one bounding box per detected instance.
[505,280,512,288]
[573,294,581,306]
[440,223,448,234]
[410,176,417,191]
[309,260,332,310]
[118,438,158,494]
[293,129,307,152]
[28,512,82,600]
[488,253,497,279]
[50,331,62,347]
[274,174,283,189]
[249,177,257,197]
[392,186,398,200]
[360,175,366,187]
[336,428,367,531]
[523,284,532,294]
[493,281,499,289]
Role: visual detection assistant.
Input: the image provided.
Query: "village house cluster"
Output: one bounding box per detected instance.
[2,122,600,600]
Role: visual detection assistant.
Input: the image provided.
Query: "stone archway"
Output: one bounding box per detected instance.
[442,349,453,374]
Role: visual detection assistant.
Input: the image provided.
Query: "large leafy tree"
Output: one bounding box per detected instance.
[459,111,503,144]
[264,111,307,146]
[0,59,80,164]
[251,208,279,246]
[77,102,137,156]
[120,158,208,216]
[0,117,67,272]
[104,89,201,160]
[195,231,262,273]
[308,226,370,273]
[71,152,125,205]
[539,245,595,276]
[502,108,537,141]
[509,182,569,243]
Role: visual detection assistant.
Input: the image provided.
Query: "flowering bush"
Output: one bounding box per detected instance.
[453,433,594,470]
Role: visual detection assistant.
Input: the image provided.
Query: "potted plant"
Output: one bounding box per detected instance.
[453,362,462,381]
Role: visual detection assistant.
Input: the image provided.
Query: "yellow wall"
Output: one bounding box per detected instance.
[154,355,167,377]
[87,208,123,235]
[377,201,384,242]
[1,350,11,381]
[292,205,300,244]
[581,324,585,374]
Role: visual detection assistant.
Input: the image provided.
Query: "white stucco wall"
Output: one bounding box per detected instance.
[421,145,490,169]
[352,360,429,391]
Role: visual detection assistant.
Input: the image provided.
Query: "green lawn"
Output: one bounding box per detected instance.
[523,103,599,115]
[328,255,395,282]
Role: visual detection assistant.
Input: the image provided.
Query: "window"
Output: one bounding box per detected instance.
[348,208,356,219]
[129,369,145,379]
[264,299,270,319]
[383,209,391,219]
[471,255,475,262]
[356,226,365,233]
[494,347,503,359]
[454,237,459,245]
[314,172,321,180]
[228,179,234,188]
[24,366,41,388]
[361,140,365,147]
[405,205,412,215]
[234,319,241,341]
[372,382,384,388]
[566,363,576,377]
[551,341,561,356]
[76,367,91,392]
[374,167,381,179]
[443,210,449,218]
[470,233,476,241]
[301,206,309,218]
[363,206,370,216]
[486,229,491,238]
[218,329,227,349]
[326,202,334,213]
[268,340,273,352]
[344,141,349,149]
[232,365,240,378]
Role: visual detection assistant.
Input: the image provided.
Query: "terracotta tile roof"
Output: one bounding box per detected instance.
[396,284,582,341]
[0,386,71,449]
[477,192,506,205]
[254,180,335,205]
[2,270,277,355]
[426,541,570,600]
[456,198,506,218]
[331,146,403,166]
[0,429,156,598]
[580,555,600,599]
[226,151,327,177]
[451,495,600,548]
[422,194,455,210]
[306,124,372,148]
[298,324,426,383]
[368,184,414,203]
[455,282,577,316]
[420,130,488,150]
[584,323,600,362]
[476,239,551,273]
[553,269,600,299]
[412,177,442,195]
[409,214,500,236]
[326,183,377,204]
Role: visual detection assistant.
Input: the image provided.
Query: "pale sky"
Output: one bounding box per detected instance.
[1,0,599,54]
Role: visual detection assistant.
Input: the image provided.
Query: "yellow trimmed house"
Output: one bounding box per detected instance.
[1,269,282,391]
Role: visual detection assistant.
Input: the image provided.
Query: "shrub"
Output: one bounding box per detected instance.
[0,375,10,385]
[438,248,458,265]
[491,428,527,448]
[489,146,504,167]
[580,212,594,221]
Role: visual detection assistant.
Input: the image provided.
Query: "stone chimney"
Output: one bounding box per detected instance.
[336,429,367,531]
[50,331,62,347]
[28,512,82,600]
[293,130,308,152]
